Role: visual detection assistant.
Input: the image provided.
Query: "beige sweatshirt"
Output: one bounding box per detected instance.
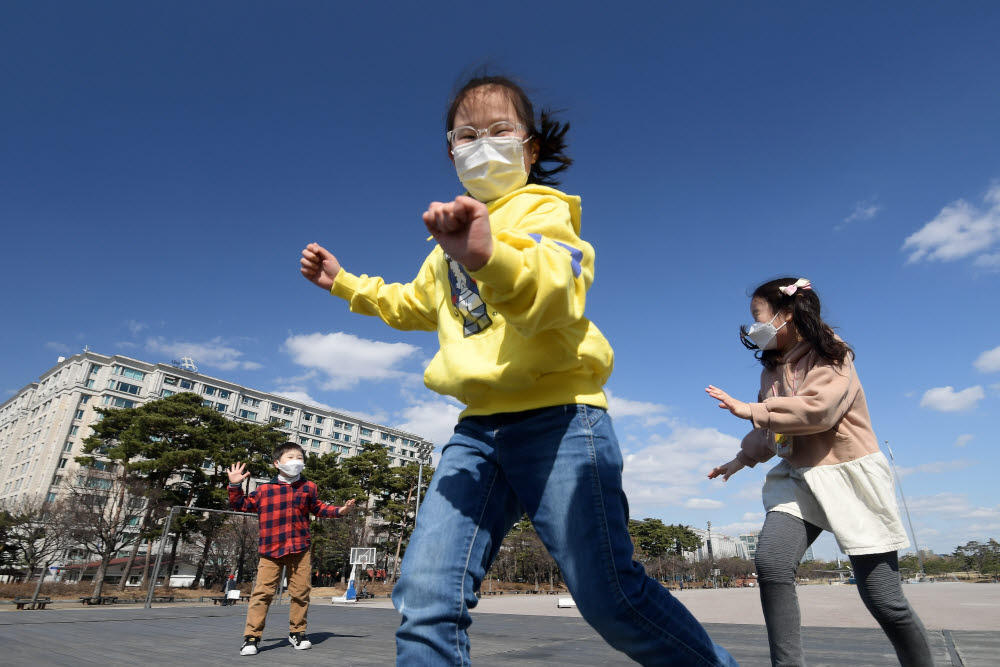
[736,340,881,469]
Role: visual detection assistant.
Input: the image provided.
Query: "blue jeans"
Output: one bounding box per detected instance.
[392,404,738,666]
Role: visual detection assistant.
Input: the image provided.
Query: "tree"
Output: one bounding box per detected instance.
[63,465,147,598]
[0,496,76,601]
[628,519,701,581]
[79,393,280,590]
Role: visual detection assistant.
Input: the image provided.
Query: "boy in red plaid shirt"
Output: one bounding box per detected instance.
[228,442,356,656]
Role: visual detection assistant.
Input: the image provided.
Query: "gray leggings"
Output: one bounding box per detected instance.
[755,511,933,667]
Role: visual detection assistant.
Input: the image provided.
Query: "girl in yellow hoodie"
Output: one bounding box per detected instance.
[706,277,932,666]
[301,75,736,667]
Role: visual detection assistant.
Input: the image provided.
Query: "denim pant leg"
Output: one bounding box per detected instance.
[499,405,738,667]
[393,424,521,666]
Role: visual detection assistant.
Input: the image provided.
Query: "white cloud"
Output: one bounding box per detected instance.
[622,425,740,512]
[973,252,1000,270]
[605,388,672,426]
[284,332,421,391]
[146,336,263,371]
[902,183,1000,263]
[974,345,1000,373]
[836,199,881,231]
[684,498,724,510]
[919,385,985,412]
[895,459,975,477]
[907,492,1000,522]
[44,341,70,354]
[126,320,148,336]
[270,391,336,411]
[394,397,463,450]
[953,434,974,448]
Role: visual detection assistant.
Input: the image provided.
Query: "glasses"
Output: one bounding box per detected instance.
[447,120,526,147]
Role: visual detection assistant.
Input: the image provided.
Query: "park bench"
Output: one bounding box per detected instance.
[14,597,51,610]
[79,595,118,605]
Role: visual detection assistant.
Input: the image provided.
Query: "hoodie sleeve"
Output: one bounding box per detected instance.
[469,197,594,338]
[748,359,857,435]
[330,251,438,332]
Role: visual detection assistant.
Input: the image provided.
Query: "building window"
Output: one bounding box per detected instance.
[299,437,308,445]
[333,432,341,440]
[215,403,228,412]
[218,390,231,399]
[361,428,372,436]
[204,386,217,396]
[303,413,312,421]
[103,396,136,409]
[202,400,213,407]
[238,410,257,420]
[344,435,352,443]
[163,376,178,385]
[179,379,194,390]
[315,416,324,425]
[162,389,175,397]
[74,410,85,420]
[242,397,260,407]
[312,439,321,448]
[70,426,79,436]
[47,492,57,502]
[113,365,146,381]
[343,424,353,431]
[79,395,91,405]
[58,458,68,469]
[114,381,141,395]
[63,441,73,452]
[85,379,96,388]
[313,427,322,436]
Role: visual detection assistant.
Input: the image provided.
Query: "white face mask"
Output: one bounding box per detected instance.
[277,459,304,478]
[745,313,787,351]
[452,136,529,202]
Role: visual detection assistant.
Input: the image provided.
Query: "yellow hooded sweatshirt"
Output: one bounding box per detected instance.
[329,184,614,418]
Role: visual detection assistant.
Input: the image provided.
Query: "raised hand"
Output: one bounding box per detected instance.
[705,385,752,420]
[227,462,250,485]
[338,498,357,515]
[423,196,493,271]
[707,458,745,482]
[300,242,342,290]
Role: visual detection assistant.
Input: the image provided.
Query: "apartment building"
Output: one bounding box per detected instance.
[0,351,434,506]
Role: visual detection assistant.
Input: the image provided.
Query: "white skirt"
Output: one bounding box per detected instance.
[761,451,910,555]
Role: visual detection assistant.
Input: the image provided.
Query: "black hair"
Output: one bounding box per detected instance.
[445,73,572,187]
[272,441,305,462]
[740,277,854,371]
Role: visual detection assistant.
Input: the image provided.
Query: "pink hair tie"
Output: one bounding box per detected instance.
[779,278,812,296]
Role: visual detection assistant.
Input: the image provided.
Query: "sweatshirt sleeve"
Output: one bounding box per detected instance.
[737,428,775,468]
[748,360,857,435]
[330,251,438,332]
[468,197,593,338]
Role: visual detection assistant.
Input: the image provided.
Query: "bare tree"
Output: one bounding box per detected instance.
[63,465,147,598]
[0,496,76,602]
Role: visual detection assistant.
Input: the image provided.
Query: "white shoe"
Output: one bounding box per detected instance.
[240,636,260,655]
[289,632,312,650]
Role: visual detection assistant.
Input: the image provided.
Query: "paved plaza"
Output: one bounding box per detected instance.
[1,584,997,665]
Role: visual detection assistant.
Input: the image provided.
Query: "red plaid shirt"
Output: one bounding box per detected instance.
[229,476,342,558]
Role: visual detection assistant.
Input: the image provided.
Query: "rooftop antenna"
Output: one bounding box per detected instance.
[886,439,926,580]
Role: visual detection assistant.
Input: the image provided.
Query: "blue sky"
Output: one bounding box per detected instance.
[2,2,999,558]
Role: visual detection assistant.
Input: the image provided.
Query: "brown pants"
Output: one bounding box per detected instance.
[244,549,311,638]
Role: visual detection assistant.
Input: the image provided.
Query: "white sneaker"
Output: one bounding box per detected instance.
[289,632,312,650]
[240,636,260,656]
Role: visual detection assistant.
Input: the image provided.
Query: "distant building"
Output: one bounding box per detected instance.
[0,350,434,507]
[738,531,760,559]
[687,527,750,561]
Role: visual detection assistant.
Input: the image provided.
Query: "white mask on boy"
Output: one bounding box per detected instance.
[277,460,304,478]
[452,136,529,202]
[745,313,787,351]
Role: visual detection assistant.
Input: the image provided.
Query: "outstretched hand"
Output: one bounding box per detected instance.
[300,242,342,290]
[705,385,752,420]
[227,462,250,485]
[707,458,745,482]
[423,196,493,271]
[338,498,357,515]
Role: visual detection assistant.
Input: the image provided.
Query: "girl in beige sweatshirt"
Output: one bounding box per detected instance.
[706,277,932,667]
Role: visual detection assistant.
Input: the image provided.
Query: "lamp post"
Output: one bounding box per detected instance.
[886,440,926,580]
[707,521,716,588]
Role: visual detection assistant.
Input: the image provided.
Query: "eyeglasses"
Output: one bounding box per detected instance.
[446,120,526,147]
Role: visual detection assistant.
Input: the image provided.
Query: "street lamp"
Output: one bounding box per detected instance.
[707,521,716,588]
[886,440,926,580]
